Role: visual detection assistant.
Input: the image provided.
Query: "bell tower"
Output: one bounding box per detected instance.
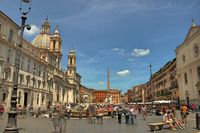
[67,49,76,84]
[41,16,50,34]
[50,25,62,68]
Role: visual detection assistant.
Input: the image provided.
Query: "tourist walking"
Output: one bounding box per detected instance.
[180,103,188,126]
[141,105,147,120]
[97,106,103,124]
[117,106,123,124]
[171,106,184,129]
[129,106,135,124]
[52,105,63,133]
[124,107,130,125]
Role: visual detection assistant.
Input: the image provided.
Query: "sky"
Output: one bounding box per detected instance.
[1,0,200,93]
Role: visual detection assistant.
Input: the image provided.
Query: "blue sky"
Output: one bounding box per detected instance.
[1,0,200,92]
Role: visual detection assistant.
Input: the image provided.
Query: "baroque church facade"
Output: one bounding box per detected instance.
[176,21,200,104]
[0,11,81,110]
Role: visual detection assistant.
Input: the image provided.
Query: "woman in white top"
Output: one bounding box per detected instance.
[163,111,177,130]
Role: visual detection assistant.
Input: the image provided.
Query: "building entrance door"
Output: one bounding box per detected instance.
[24,92,28,107]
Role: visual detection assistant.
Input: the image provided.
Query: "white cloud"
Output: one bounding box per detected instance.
[117,70,130,77]
[24,25,40,36]
[131,48,150,57]
[98,81,104,85]
[112,48,125,55]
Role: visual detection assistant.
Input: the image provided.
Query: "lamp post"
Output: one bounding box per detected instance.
[149,64,153,102]
[47,69,51,109]
[4,1,31,133]
[31,67,36,106]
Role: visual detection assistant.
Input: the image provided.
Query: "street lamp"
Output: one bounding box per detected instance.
[47,69,52,109]
[149,64,153,102]
[4,0,31,133]
[31,67,36,106]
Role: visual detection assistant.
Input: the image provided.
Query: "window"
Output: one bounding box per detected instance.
[53,40,56,49]
[18,92,21,104]
[27,58,30,72]
[3,93,6,102]
[70,70,72,74]
[7,49,11,63]
[37,94,39,105]
[42,94,45,104]
[56,88,59,102]
[38,65,41,76]
[70,58,73,65]
[26,75,30,86]
[43,67,46,78]
[0,62,2,77]
[21,56,24,70]
[8,29,13,42]
[20,74,24,84]
[62,91,65,101]
[182,55,186,63]
[33,62,36,74]
[42,81,46,88]
[38,80,41,89]
[193,44,199,57]
[184,72,188,84]
[57,94,59,102]
[198,67,200,80]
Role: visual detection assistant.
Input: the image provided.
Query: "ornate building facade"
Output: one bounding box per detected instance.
[176,21,200,105]
[0,11,80,110]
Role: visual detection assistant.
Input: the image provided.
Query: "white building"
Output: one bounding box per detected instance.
[0,11,81,111]
[176,20,200,105]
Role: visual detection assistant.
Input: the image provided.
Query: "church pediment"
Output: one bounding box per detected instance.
[184,26,200,42]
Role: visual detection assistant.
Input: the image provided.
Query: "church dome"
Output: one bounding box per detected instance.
[32,17,51,49]
[32,33,51,49]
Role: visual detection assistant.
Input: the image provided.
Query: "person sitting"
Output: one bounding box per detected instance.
[163,111,177,130]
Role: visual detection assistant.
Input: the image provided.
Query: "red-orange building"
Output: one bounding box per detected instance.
[94,89,121,104]
[94,90,107,103]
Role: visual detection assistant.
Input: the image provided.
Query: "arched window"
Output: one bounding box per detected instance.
[70,58,73,65]
[53,40,56,50]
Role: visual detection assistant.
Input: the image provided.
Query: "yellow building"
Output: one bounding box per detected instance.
[150,58,178,101]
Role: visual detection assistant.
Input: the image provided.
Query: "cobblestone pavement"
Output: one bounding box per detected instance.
[0,112,199,133]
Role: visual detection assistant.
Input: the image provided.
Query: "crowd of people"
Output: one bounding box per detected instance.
[0,102,193,132]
